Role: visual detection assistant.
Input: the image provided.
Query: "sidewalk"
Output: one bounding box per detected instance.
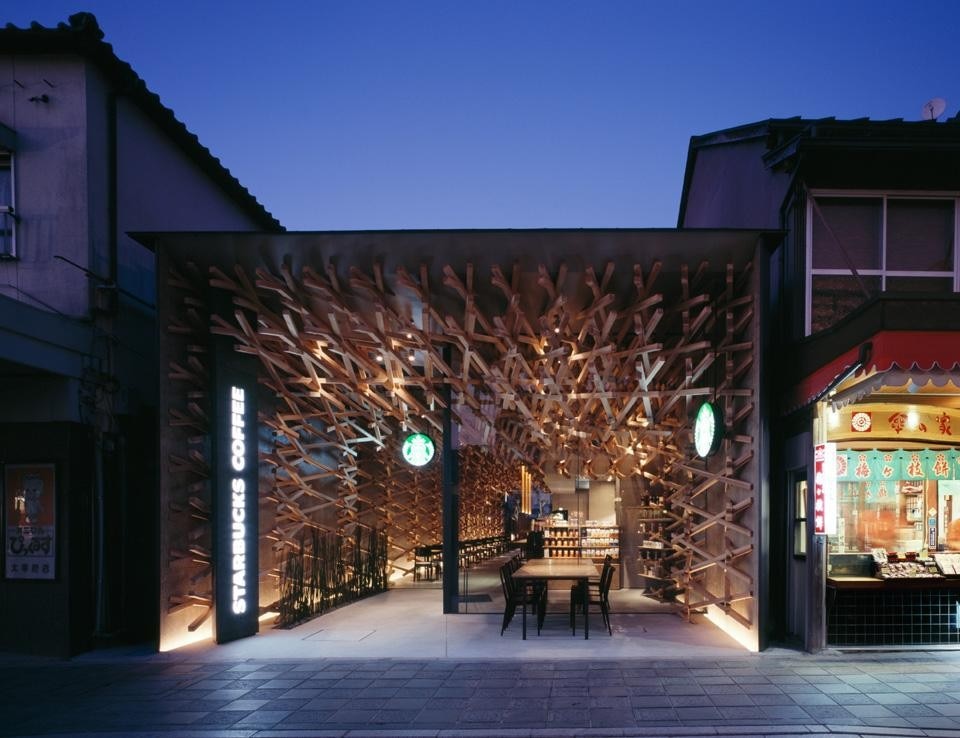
[3,559,959,738]
[2,648,960,738]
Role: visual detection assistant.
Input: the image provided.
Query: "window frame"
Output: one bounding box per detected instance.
[0,149,15,259]
[793,476,808,559]
[805,189,960,335]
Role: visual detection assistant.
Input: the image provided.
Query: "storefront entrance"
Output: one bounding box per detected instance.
[150,229,772,653]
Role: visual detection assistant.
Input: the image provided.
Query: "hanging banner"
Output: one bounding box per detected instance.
[814,443,837,536]
[835,449,960,482]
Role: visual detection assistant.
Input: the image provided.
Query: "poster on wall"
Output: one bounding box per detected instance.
[4,464,56,579]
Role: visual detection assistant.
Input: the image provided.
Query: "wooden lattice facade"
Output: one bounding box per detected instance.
[155,230,769,650]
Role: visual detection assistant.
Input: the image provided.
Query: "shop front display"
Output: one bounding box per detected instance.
[823,405,960,646]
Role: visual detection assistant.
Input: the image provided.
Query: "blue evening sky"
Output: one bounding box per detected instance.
[7,2,960,230]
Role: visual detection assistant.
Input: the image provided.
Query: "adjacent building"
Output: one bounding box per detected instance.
[0,13,280,656]
[680,116,960,650]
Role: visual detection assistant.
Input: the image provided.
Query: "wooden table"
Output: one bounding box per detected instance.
[512,559,599,640]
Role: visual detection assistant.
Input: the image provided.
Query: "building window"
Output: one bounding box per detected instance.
[0,151,14,259]
[794,478,807,558]
[807,193,958,334]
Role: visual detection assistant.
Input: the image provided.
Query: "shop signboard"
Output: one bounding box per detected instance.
[834,449,960,482]
[814,443,837,536]
[4,464,56,579]
[213,363,259,644]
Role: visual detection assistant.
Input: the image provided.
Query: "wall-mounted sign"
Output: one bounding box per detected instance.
[402,433,435,467]
[814,442,837,535]
[214,375,258,644]
[694,401,723,458]
[4,463,56,580]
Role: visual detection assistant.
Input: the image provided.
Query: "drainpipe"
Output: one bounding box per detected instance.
[93,91,119,638]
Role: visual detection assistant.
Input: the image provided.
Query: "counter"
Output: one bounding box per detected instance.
[826,576,960,647]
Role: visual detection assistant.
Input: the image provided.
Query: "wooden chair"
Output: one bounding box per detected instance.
[570,556,614,635]
[499,562,545,636]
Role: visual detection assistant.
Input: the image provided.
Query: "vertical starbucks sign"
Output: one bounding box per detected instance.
[213,340,259,643]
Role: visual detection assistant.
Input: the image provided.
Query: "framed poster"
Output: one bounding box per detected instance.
[4,464,56,579]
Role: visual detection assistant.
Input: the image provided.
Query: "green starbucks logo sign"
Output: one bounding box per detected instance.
[402,433,435,466]
[694,401,722,458]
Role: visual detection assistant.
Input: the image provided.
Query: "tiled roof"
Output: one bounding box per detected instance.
[1,12,283,231]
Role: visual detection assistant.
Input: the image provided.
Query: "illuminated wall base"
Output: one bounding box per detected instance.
[705,604,759,652]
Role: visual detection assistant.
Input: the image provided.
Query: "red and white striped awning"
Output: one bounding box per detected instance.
[787,330,960,412]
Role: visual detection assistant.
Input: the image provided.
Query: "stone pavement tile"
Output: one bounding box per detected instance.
[632,707,679,722]
[696,676,736,684]
[301,678,342,688]
[766,675,808,684]
[709,693,755,707]
[336,678,375,689]
[384,697,430,710]
[399,687,439,699]
[499,707,549,726]
[360,686,402,698]
[278,709,335,724]
[282,687,324,698]
[716,706,766,720]
[790,692,838,706]
[242,688,289,700]
[815,682,860,694]
[553,685,590,697]
[806,705,859,721]
[703,684,748,694]
[910,716,960,730]
[549,695,590,710]
[372,708,421,724]
[737,684,785,694]
[266,697,311,711]
[669,694,714,707]
[196,709,253,725]
[590,685,629,697]
[185,678,236,690]
[590,707,638,727]
[148,711,211,724]
[435,686,476,698]
[457,708,504,723]
[758,705,812,720]
[664,684,707,695]
[868,691,920,704]
[546,708,591,727]
[886,703,943,717]
[859,716,923,729]
[630,694,673,708]
[233,709,293,727]
[841,703,898,718]
[590,696,632,709]
[303,697,349,710]
[220,698,271,711]
[261,678,306,689]
[674,705,722,720]
[830,692,878,705]
[326,708,380,723]
[408,708,463,725]
[207,687,253,700]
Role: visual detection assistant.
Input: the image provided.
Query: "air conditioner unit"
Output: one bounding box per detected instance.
[574,477,590,492]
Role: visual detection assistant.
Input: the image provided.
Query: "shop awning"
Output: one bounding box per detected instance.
[787,330,960,412]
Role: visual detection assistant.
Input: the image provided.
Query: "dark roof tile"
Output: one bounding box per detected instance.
[1,13,283,231]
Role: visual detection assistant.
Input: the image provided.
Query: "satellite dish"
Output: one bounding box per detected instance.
[921,97,947,120]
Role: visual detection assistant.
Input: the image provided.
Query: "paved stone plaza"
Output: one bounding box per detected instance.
[2,649,960,738]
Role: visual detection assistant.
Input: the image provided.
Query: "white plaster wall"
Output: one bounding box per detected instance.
[114,96,264,306]
[0,54,91,317]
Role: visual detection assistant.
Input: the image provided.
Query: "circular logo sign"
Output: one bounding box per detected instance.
[694,401,722,458]
[402,433,435,467]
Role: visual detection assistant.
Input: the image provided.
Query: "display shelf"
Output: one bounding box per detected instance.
[535,524,621,585]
